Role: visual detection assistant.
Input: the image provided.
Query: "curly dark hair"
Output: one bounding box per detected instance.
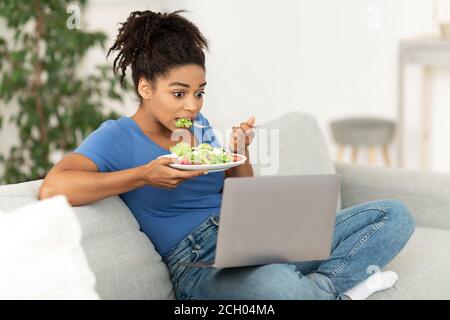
[107,9,209,97]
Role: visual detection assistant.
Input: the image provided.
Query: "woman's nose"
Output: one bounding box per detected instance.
[184,101,200,112]
[184,104,197,111]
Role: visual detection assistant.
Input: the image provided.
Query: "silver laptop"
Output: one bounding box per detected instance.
[178,174,340,269]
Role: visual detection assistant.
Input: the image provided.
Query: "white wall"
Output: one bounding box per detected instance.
[1,0,450,175]
[165,0,448,172]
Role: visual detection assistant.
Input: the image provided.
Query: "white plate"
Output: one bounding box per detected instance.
[157,153,247,172]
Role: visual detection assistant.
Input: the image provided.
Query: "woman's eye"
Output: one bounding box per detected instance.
[173,91,205,98]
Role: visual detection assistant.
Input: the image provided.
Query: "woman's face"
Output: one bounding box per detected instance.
[141,64,207,132]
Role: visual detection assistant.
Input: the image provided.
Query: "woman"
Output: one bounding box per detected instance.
[39,10,415,300]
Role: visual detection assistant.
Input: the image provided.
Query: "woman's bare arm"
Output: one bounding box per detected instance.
[39,153,146,206]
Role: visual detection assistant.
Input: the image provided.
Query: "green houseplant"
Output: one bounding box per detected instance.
[0,0,130,184]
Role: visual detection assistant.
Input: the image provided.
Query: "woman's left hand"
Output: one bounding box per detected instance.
[229,116,256,154]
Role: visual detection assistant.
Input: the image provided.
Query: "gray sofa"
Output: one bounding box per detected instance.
[1,111,450,299]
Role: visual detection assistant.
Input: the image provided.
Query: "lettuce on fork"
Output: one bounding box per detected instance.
[169,142,233,165]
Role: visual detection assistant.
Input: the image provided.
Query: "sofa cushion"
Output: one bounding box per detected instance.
[250,111,341,209]
[369,227,450,299]
[0,180,175,300]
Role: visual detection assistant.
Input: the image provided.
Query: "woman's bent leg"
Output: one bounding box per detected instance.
[168,199,415,300]
[187,263,337,300]
[167,216,338,300]
[293,199,415,295]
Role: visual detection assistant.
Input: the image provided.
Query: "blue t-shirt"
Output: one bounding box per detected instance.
[73,113,225,256]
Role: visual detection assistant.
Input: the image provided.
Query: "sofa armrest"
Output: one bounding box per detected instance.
[334,161,450,230]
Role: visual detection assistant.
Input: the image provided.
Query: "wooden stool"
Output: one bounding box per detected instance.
[330,118,395,166]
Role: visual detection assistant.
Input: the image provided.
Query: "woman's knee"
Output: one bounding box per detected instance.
[376,199,416,237]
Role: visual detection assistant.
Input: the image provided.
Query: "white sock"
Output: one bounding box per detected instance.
[343,270,398,300]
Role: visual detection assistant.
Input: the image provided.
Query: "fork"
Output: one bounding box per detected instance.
[193,121,259,129]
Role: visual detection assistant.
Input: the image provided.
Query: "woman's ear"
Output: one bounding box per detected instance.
[137,78,153,100]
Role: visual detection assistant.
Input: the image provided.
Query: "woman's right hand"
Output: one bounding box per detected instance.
[141,157,207,189]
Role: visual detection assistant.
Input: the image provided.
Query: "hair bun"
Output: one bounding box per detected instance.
[108,9,208,94]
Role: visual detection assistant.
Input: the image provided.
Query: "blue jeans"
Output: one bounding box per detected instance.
[162,199,415,300]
